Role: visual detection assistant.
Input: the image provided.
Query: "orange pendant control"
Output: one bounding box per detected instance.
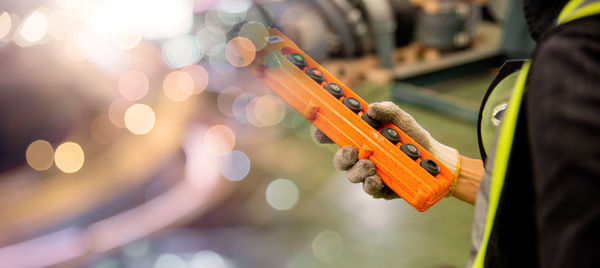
[247,28,454,211]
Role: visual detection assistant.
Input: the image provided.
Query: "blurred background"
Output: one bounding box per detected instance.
[0,0,534,267]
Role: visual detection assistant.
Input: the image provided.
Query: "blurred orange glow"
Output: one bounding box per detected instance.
[124,104,155,135]
[253,95,286,126]
[54,142,85,173]
[182,65,209,94]
[225,36,256,67]
[163,71,194,102]
[204,125,235,156]
[118,70,149,101]
[108,98,133,128]
[90,115,121,144]
[0,12,11,40]
[25,140,54,171]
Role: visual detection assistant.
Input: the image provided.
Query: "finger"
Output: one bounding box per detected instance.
[333,146,357,171]
[372,186,400,200]
[362,174,385,196]
[346,159,375,183]
[313,128,334,144]
[368,101,432,151]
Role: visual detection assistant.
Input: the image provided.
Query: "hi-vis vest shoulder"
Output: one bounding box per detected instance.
[472,0,600,267]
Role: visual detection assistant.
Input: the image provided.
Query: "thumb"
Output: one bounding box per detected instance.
[367,101,433,152]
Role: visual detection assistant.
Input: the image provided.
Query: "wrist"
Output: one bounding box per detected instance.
[452,155,484,205]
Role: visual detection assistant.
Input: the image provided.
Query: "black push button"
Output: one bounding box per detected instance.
[380,127,401,144]
[306,67,325,84]
[361,113,381,129]
[287,53,306,69]
[400,143,420,160]
[420,159,440,176]
[342,97,362,113]
[324,83,344,98]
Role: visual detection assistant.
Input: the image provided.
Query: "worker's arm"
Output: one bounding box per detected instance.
[316,101,483,204]
[454,155,484,205]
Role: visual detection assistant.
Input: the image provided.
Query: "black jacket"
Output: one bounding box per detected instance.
[499,0,600,267]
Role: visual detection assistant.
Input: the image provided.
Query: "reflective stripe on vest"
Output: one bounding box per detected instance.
[472,61,530,268]
[472,0,600,267]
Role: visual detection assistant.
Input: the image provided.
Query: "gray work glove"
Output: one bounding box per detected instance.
[314,101,459,199]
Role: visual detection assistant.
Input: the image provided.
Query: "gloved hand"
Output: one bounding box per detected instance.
[314,101,460,199]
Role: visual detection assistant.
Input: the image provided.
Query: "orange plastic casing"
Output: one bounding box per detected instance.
[248,28,454,211]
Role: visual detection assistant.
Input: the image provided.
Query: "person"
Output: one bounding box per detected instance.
[314,0,600,267]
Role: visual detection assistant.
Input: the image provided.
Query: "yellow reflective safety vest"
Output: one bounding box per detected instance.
[472,0,600,267]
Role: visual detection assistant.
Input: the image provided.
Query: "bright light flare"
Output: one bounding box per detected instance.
[54,142,85,174]
[111,28,142,50]
[0,12,11,40]
[204,125,236,156]
[92,0,192,39]
[26,140,54,171]
[20,11,49,43]
[124,104,156,135]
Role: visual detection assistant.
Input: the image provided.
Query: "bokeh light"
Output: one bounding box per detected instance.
[161,35,204,68]
[239,22,268,51]
[215,0,250,26]
[253,95,286,127]
[189,250,227,268]
[0,12,11,40]
[182,65,209,94]
[208,43,235,73]
[122,239,150,258]
[217,87,244,117]
[25,140,54,171]
[196,26,226,56]
[124,104,156,135]
[154,254,186,268]
[215,0,252,14]
[162,71,194,102]
[225,36,256,67]
[312,230,343,262]
[119,70,149,101]
[204,125,236,156]
[232,93,255,123]
[90,114,121,144]
[220,150,250,181]
[20,10,49,43]
[108,98,133,128]
[265,179,299,210]
[54,142,85,174]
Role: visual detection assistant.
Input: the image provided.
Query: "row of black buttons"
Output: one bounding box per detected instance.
[286,52,440,176]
